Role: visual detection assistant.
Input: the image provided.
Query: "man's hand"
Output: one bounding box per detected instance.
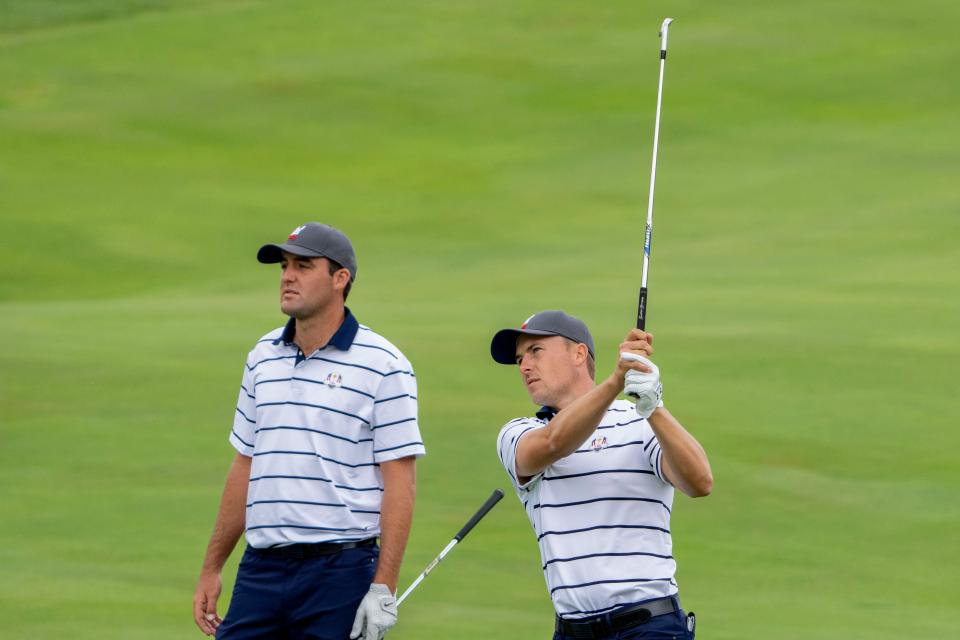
[609,329,655,387]
[350,583,397,640]
[193,571,223,636]
[622,352,662,418]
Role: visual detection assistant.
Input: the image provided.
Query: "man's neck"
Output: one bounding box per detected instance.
[551,378,598,412]
[292,305,346,355]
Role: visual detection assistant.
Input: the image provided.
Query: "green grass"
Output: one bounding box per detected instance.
[1,1,958,638]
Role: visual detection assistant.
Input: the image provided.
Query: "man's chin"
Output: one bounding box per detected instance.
[280,302,302,318]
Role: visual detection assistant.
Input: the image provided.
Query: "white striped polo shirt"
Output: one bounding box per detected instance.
[496,399,676,619]
[231,308,425,548]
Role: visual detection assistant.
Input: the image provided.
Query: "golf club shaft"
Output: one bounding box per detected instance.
[396,489,504,606]
[637,17,673,331]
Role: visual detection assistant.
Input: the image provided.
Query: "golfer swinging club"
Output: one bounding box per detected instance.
[491,311,711,639]
[193,223,425,640]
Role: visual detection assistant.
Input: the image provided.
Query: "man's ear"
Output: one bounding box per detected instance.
[574,342,588,366]
[333,269,351,291]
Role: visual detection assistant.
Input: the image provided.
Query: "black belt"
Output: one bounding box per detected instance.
[556,596,679,639]
[249,537,377,559]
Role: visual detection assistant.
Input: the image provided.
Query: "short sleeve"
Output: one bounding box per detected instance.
[371,355,425,462]
[643,427,669,484]
[496,418,547,491]
[230,359,257,456]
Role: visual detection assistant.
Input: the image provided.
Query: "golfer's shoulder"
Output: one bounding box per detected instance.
[497,416,547,447]
[246,326,289,358]
[352,324,413,370]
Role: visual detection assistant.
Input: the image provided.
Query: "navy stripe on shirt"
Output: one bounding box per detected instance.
[252,450,378,469]
[248,475,383,493]
[353,343,398,359]
[373,441,424,454]
[373,417,416,430]
[549,577,676,595]
[544,468,655,482]
[255,425,373,445]
[247,355,297,371]
[256,401,369,425]
[542,550,674,569]
[534,496,671,514]
[374,393,418,404]
[306,356,387,376]
[537,523,671,541]
[573,439,646,454]
[246,524,362,532]
[231,429,254,448]
[596,417,644,431]
[247,499,344,508]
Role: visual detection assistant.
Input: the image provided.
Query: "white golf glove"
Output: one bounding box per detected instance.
[350,583,397,640]
[621,352,663,419]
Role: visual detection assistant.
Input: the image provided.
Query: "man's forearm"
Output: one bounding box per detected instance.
[373,457,416,593]
[201,453,251,573]
[648,407,713,497]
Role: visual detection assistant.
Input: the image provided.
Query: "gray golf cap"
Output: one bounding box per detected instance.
[257,222,357,280]
[490,310,595,365]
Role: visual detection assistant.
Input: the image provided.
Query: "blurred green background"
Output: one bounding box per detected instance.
[1,1,957,638]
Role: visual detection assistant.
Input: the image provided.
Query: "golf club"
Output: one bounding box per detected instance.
[396,489,505,606]
[636,17,674,332]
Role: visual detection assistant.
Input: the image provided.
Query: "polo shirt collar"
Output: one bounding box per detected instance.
[276,307,360,351]
[536,406,558,421]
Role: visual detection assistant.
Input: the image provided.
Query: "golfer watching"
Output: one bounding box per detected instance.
[491,310,711,639]
[193,223,425,640]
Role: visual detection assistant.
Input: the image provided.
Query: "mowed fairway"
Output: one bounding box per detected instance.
[1,1,958,638]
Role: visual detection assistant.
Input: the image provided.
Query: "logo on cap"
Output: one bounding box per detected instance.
[288,225,306,241]
[520,314,535,330]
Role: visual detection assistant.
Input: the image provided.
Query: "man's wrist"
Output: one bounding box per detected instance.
[200,560,225,575]
[372,575,397,594]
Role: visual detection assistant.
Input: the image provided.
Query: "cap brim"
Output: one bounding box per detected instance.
[257,243,326,264]
[490,328,559,365]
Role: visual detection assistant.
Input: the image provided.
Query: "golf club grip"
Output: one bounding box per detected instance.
[636,286,648,331]
[453,489,504,542]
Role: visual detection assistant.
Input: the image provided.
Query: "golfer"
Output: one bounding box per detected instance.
[193,223,425,640]
[491,310,711,639]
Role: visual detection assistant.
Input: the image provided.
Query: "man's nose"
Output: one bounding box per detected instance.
[518,355,531,373]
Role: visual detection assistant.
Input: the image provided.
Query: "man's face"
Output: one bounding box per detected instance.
[515,335,582,407]
[279,253,349,319]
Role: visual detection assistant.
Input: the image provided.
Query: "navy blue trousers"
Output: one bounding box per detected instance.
[217,544,378,640]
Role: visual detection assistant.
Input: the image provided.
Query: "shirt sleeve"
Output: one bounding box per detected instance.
[643,422,669,485]
[230,358,257,456]
[371,354,425,463]
[496,418,547,491]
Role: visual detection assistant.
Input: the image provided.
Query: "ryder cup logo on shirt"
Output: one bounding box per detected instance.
[590,435,608,451]
[288,225,306,240]
[324,372,342,388]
